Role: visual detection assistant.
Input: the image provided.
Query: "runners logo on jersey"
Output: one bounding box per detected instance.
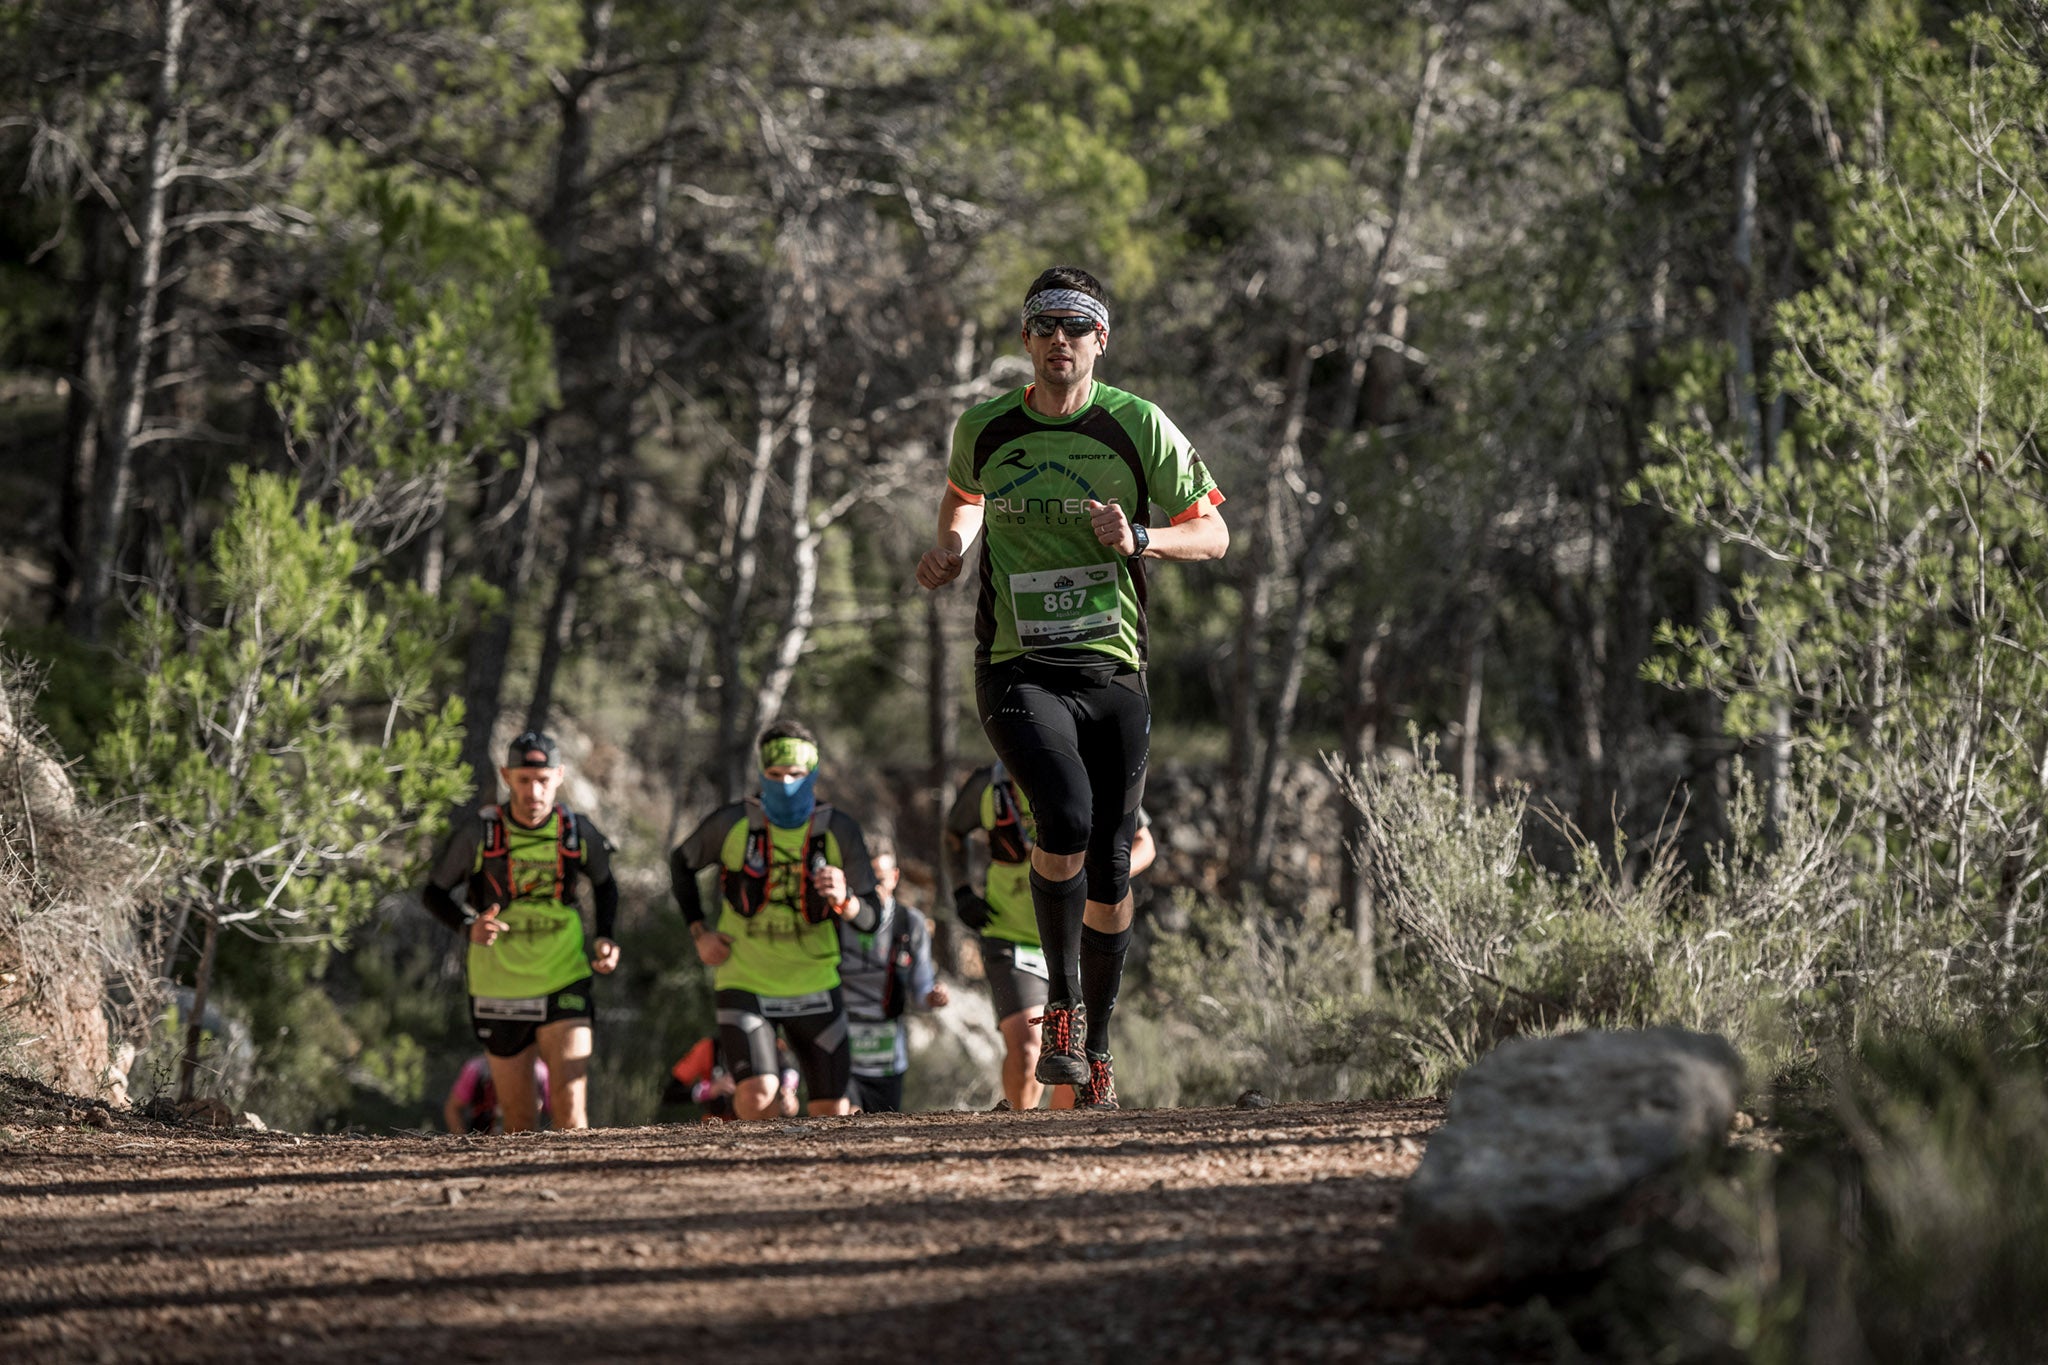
[996,448,1029,474]
[988,492,1130,520]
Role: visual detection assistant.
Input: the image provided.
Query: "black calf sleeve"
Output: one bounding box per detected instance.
[1030,867,1087,1005]
[1080,924,1132,1053]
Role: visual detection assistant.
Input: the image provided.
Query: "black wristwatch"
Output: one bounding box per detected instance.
[1128,522,1150,562]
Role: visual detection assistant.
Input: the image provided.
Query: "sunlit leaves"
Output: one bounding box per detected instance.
[1636,13,2048,984]
[93,469,470,942]
[270,144,556,522]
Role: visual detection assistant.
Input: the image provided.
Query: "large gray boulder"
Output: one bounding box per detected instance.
[1390,1027,1744,1301]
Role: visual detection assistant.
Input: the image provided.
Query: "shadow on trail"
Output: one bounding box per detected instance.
[0,1101,1440,1203]
[1,1171,1406,1276]
[0,1211,1378,1322]
[152,1236,1543,1365]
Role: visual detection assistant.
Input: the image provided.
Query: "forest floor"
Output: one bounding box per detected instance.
[0,1076,1556,1364]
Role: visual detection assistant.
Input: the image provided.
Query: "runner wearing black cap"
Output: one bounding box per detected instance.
[420,730,620,1130]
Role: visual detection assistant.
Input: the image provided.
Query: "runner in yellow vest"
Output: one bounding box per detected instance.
[668,720,881,1119]
[420,730,620,1131]
[947,761,1155,1110]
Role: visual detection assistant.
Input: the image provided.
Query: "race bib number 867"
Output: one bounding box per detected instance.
[1009,563,1120,647]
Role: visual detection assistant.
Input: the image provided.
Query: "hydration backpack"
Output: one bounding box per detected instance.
[720,799,838,923]
[471,804,584,910]
[986,762,1032,865]
[877,907,918,1021]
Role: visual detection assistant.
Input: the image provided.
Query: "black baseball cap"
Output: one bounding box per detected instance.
[506,730,560,768]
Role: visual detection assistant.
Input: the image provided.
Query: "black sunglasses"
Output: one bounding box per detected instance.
[1025,314,1100,338]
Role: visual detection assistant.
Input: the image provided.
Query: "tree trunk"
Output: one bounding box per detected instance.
[1227,337,1310,881]
[1247,523,1332,888]
[663,631,709,850]
[68,0,190,641]
[1337,620,1386,997]
[419,485,447,596]
[927,321,975,899]
[927,591,957,882]
[715,399,779,798]
[1459,619,1486,805]
[754,360,821,729]
[176,904,219,1103]
[54,189,124,624]
[1724,104,1791,845]
[526,471,602,733]
[458,435,541,808]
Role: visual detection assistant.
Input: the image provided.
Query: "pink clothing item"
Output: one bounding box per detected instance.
[451,1055,552,1115]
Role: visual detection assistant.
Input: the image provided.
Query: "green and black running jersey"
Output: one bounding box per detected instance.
[947,381,1223,670]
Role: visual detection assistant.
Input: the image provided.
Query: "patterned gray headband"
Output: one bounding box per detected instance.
[1021,288,1110,333]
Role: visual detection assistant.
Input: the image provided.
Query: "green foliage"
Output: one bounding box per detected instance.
[1628,1024,2048,1364]
[1143,889,1422,1104]
[90,468,469,1102]
[930,0,1240,297]
[0,624,123,762]
[272,145,556,521]
[1636,14,2048,1026]
[1128,735,1881,1104]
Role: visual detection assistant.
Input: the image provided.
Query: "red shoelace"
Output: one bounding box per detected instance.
[1027,1007,1078,1053]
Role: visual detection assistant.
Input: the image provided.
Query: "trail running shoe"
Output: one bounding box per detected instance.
[1077,1050,1118,1110]
[1029,1003,1090,1086]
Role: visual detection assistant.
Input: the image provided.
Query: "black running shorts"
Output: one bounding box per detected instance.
[849,1070,905,1114]
[716,987,851,1102]
[469,977,595,1058]
[976,653,1149,905]
[980,936,1051,1022]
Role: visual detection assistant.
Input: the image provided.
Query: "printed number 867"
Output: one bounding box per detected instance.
[1042,590,1089,613]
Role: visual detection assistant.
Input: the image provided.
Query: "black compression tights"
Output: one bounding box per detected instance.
[976,658,1149,905]
[1080,923,1132,1053]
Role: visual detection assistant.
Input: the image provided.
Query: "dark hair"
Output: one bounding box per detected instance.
[1024,265,1107,307]
[757,717,818,750]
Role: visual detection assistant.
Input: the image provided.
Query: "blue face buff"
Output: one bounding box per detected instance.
[760,767,819,827]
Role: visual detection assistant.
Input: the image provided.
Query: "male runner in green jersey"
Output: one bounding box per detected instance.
[421,730,620,1131]
[917,265,1227,1109]
[669,719,882,1119]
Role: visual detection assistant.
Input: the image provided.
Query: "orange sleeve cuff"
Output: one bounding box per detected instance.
[1168,488,1226,525]
[948,479,984,505]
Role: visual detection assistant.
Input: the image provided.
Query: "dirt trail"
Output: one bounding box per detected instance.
[0,1085,1541,1363]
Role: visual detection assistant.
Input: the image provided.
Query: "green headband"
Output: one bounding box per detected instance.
[760,736,819,772]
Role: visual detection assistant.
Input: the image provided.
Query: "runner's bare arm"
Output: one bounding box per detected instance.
[917,485,986,589]
[1086,498,1228,561]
